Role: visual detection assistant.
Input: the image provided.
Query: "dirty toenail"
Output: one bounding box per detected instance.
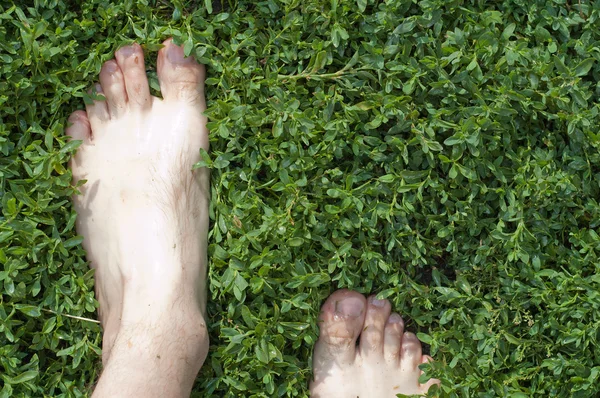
[119,45,137,58]
[388,313,403,324]
[95,84,104,93]
[334,296,364,318]
[370,297,386,307]
[167,42,194,64]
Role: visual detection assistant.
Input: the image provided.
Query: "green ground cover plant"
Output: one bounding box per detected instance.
[1,0,600,396]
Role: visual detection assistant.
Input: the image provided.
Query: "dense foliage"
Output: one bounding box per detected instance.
[1,0,600,396]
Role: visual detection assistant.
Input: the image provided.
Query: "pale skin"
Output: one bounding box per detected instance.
[66,39,439,397]
[310,290,440,397]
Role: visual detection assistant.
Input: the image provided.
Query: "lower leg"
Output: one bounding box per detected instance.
[93,307,207,397]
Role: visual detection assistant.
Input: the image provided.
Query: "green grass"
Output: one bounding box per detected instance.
[2,0,600,396]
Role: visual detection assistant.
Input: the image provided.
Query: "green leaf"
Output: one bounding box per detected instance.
[10,370,38,384]
[287,237,305,247]
[502,23,516,40]
[574,58,594,77]
[63,235,83,248]
[15,304,41,317]
[59,139,82,154]
[0,231,14,244]
[395,19,415,35]
[42,317,57,334]
[378,174,395,183]
[204,0,213,13]
[255,341,269,364]
[183,39,194,57]
[554,56,569,74]
[416,332,433,344]
[229,105,246,120]
[311,50,328,72]
[357,0,367,12]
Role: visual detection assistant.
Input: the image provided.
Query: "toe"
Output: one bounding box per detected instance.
[65,110,91,142]
[157,38,206,104]
[313,290,367,366]
[99,60,127,118]
[358,295,392,359]
[114,43,151,110]
[86,84,109,131]
[383,312,404,364]
[400,332,423,371]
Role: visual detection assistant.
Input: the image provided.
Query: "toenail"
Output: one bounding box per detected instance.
[104,61,118,74]
[370,297,386,307]
[95,84,103,93]
[334,297,364,318]
[119,45,137,58]
[388,313,403,324]
[167,42,194,64]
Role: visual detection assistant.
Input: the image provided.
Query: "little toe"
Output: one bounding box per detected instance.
[383,312,404,364]
[86,84,109,129]
[114,43,151,110]
[358,295,392,359]
[157,38,206,104]
[65,110,91,142]
[400,332,423,371]
[99,60,127,118]
[313,289,367,366]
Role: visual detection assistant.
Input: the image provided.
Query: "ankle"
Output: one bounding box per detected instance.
[110,310,209,368]
[96,317,208,397]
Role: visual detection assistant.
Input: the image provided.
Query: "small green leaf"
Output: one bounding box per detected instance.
[63,236,83,248]
[172,7,182,21]
[10,370,38,384]
[15,304,41,317]
[288,237,304,247]
[42,317,57,334]
[204,0,213,13]
[502,23,516,40]
[311,50,327,72]
[378,174,395,183]
[229,105,246,120]
[59,139,82,154]
[357,0,367,12]
[574,58,594,77]
[183,39,194,57]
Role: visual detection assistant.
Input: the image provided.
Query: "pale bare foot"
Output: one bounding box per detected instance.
[66,39,209,369]
[310,290,440,397]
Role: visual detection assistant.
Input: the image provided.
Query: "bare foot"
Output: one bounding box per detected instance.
[310,290,440,397]
[66,39,209,367]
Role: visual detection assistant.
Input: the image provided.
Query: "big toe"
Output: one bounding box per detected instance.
[313,290,366,366]
[157,38,206,104]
